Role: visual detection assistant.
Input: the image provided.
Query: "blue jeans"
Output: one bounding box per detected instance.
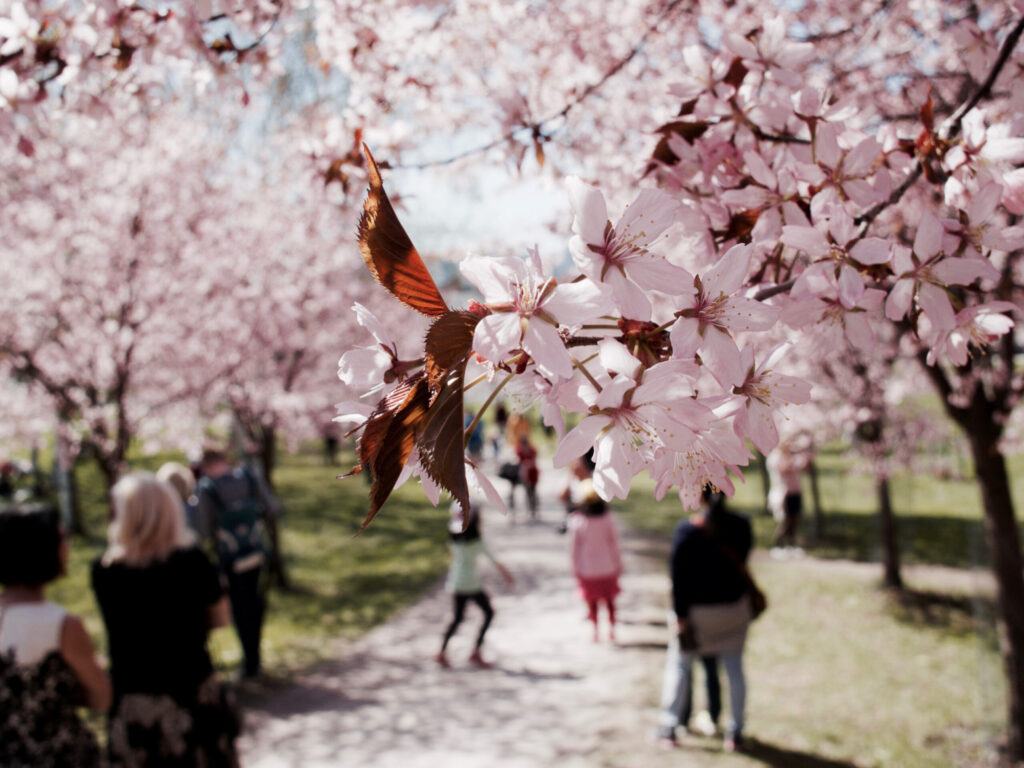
[659,630,745,739]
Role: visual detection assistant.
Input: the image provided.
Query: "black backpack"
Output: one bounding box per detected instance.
[199,470,267,572]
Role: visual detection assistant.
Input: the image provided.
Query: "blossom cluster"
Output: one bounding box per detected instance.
[337,9,1022,511]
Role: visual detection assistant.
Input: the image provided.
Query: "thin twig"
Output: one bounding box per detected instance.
[855,13,1024,235]
[392,0,691,170]
[464,372,513,445]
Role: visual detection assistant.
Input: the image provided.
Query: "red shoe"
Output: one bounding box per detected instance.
[468,650,493,669]
[434,652,450,668]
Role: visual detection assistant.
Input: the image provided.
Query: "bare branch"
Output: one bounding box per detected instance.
[392,0,692,170]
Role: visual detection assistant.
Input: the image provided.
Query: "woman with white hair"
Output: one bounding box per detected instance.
[92,472,238,768]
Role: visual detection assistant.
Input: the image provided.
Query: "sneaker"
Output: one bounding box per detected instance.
[723,735,745,753]
[468,650,493,669]
[692,710,718,737]
[434,652,450,668]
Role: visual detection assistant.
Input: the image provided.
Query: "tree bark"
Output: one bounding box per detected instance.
[876,474,902,590]
[808,458,824,541]
[53,453,85,536]
[966,421,1024,761]
[259,424,277,490]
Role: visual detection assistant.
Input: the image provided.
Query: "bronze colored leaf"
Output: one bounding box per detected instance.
[713,208,762,244]
[357,374,432,534]
[359,145,449,317]
[644,120,710,174]
[356,374,422,472]
[416,364,471,515]
[723,56,748,90]
[424,311,480,395]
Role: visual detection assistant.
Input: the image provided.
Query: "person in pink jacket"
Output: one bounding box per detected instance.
[568,480,623,643]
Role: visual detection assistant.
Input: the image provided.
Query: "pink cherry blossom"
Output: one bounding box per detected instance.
[460,248,610,379]
[669,244,779,388]
[924,302,1017,367]
[732,344,813,454]
[567,178,693,322]
[885,213,1000,329]
[552,339,708,501]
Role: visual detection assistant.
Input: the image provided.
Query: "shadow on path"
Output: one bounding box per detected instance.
[741,738,860,768]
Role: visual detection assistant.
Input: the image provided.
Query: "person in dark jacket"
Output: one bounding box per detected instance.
[656,487,753,753]
[196,448,275,680]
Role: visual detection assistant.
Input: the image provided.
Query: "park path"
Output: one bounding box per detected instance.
[238,461,676,768]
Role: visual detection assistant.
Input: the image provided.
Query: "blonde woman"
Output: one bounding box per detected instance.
[92,472,238,768]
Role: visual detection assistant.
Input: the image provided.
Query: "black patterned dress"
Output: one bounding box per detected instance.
[0,647,103,767]
[93,548,240,768]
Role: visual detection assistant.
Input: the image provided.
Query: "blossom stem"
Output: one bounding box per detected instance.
[640,318,676,339]
[571,353,603,392]
[463,371,490,391]
[464,373,514,445]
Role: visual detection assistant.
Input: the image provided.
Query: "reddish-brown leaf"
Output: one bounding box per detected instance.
[644,119,711,174]
[416,365,471,515]
[359,145,448,317]
[920,88,935,134]
[356,374,423,472]
[424,311,480,395]
[358,375,432,533]
[713,208,762,244]
[723,56,749,90]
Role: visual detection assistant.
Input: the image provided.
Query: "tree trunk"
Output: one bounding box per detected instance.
[758,452,770,515]
[967,422,1024,761]
[876,474,902,590]
[808,458,824,541]
[53,453,85,536]
[253,424,290,590]
[259,425,277,490]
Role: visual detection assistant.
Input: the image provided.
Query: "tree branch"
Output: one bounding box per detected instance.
[392,0,691,170]
[855,13,1024,235]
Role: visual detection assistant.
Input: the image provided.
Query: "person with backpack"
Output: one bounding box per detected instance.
[197,447,275,680]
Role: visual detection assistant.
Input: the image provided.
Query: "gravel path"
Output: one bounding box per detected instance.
[237,462,996,768]
[238,465,674,768]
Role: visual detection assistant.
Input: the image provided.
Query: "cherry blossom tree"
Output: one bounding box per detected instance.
[7,0,1024,756]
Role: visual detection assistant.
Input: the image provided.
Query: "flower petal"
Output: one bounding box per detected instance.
[522,318,574,379]
[553,414,612,468]
[567,177,608,244]
[544,280,613,325]
[472,313,522,363]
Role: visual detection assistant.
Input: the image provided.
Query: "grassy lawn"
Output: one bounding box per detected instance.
[617,446,1024,570]
[47,448,451,677]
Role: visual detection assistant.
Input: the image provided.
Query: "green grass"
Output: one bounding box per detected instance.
[48,449,451,677]
[616,446,1024,570]
[618,470,1005,767]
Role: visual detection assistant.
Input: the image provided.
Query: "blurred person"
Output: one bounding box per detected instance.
[464,411,485,462]
[567,480,622,643]
[679,656,722,737]
[0,503,110,767]
[767,439,809,552]
[558,449,595,534]
[491,402,509,458]
[157,461,201,536]
[657,488,754,753]
[435,502,513,669]
[197,447,275,680]
[0,461,15,499]
[514,434,540,519]
[92,473,238,768]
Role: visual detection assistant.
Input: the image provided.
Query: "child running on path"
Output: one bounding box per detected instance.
[436,502,513,669]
